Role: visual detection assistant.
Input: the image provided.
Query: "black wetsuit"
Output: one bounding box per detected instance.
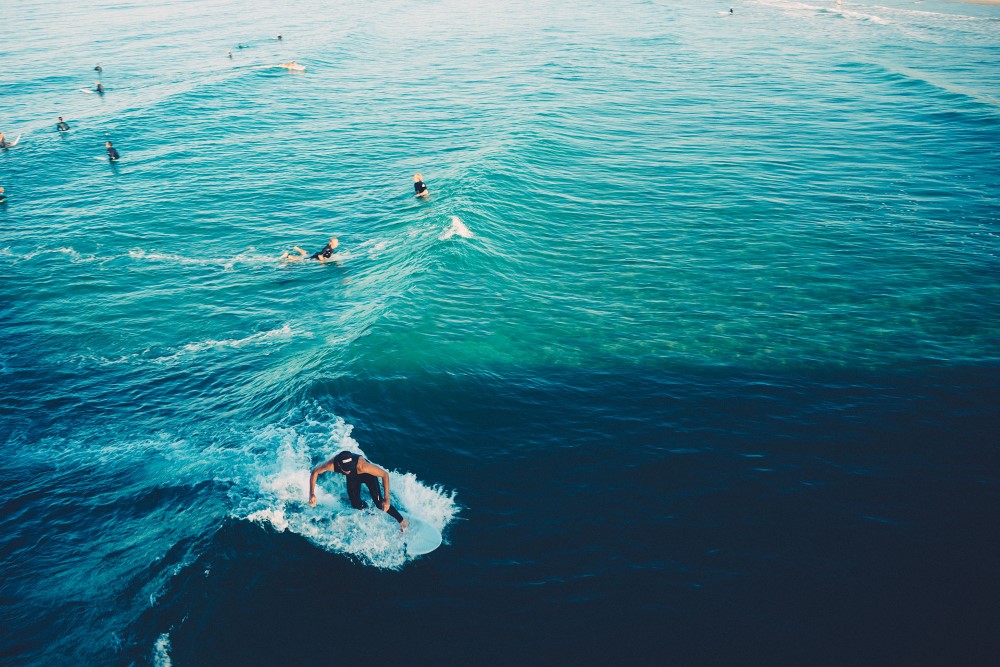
[334,452,405,524]
[57,121,70,132]
[414,180,427,196]
[107,146,120,161]
[310,243,336,260]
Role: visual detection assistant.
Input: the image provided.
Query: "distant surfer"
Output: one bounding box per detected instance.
[0,186,8,203]
[94,64,103,74]
[106,141,120,161]
[309,451,409,531]
[227,50,233,59]
[57,117,70,132]
[278,60,305,71]
[413,173,429,198]
[95,81,105,94]
[277,34,282,40]
[0,133,7,149]
[280,236,339,262]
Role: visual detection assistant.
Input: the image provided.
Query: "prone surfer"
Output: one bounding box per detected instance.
[277,60,305,71]
[57,117,70,132]
[413,173,429,198]
[280,236,339,262]
[309,451,409,531]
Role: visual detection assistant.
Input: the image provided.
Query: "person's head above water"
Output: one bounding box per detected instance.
[414,173,423,182]
[327,237,338,249]
[332,451,359,474]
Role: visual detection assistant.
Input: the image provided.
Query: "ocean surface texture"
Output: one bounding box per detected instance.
[2,0,998,664]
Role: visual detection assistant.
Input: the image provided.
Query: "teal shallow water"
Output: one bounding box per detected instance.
[2,0,999,664]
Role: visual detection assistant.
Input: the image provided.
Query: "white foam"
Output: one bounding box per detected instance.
[178,324,295,354]
[21,246,97,262]
[129,248,277,269]
[439,215,474,240]
[152,632,172,667]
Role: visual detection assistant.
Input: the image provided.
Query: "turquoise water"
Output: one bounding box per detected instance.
[2,0,999,664]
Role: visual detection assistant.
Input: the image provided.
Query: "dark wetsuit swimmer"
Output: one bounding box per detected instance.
[308,450,408,529]
[57,117,70,132]
[413,172,429,198]
[106,142,120,161]
[336,452,405,523]
[311,242,337,260]
[280,237,339,263]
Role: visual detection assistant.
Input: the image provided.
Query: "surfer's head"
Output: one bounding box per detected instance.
[333,451,357,474]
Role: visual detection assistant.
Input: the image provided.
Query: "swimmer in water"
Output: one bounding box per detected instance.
[57,117,70,132]
[280,237,339,262]
[413,173,429,198]
[277,34,282,40]
[94,64,103,74]
[277,60,305,71]
[106,141,120,161]
[227,50,233,59]
[0,133,7,149]
[0,186,7,203]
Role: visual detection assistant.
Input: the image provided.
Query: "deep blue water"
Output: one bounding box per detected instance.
[2,0,999,664]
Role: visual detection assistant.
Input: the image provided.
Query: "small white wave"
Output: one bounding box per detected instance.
[20,246,98,262]
[69,325,299,368]
[178,324,295,355]
[439,215,474,240]
[152,632,172,667]
[129,249,217,265]
[757,0,888,24]
[129,248,278,270]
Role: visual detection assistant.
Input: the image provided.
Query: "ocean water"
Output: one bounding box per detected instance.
[2,0,999,664]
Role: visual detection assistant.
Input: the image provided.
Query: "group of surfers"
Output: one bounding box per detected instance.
[4,51,427,533]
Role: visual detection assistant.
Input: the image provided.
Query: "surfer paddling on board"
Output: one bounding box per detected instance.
[309,451,409,531]
[413,173,429,198]
[280,236,339,262]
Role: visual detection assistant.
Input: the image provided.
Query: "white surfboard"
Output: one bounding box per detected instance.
[4,134,21,148]
[402,515,442,556]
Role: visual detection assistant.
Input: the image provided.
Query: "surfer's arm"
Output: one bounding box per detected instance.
[308,461,335,506]
[356,459,392,511]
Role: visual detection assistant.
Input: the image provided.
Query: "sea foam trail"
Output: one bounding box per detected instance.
[236,416,458,569]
